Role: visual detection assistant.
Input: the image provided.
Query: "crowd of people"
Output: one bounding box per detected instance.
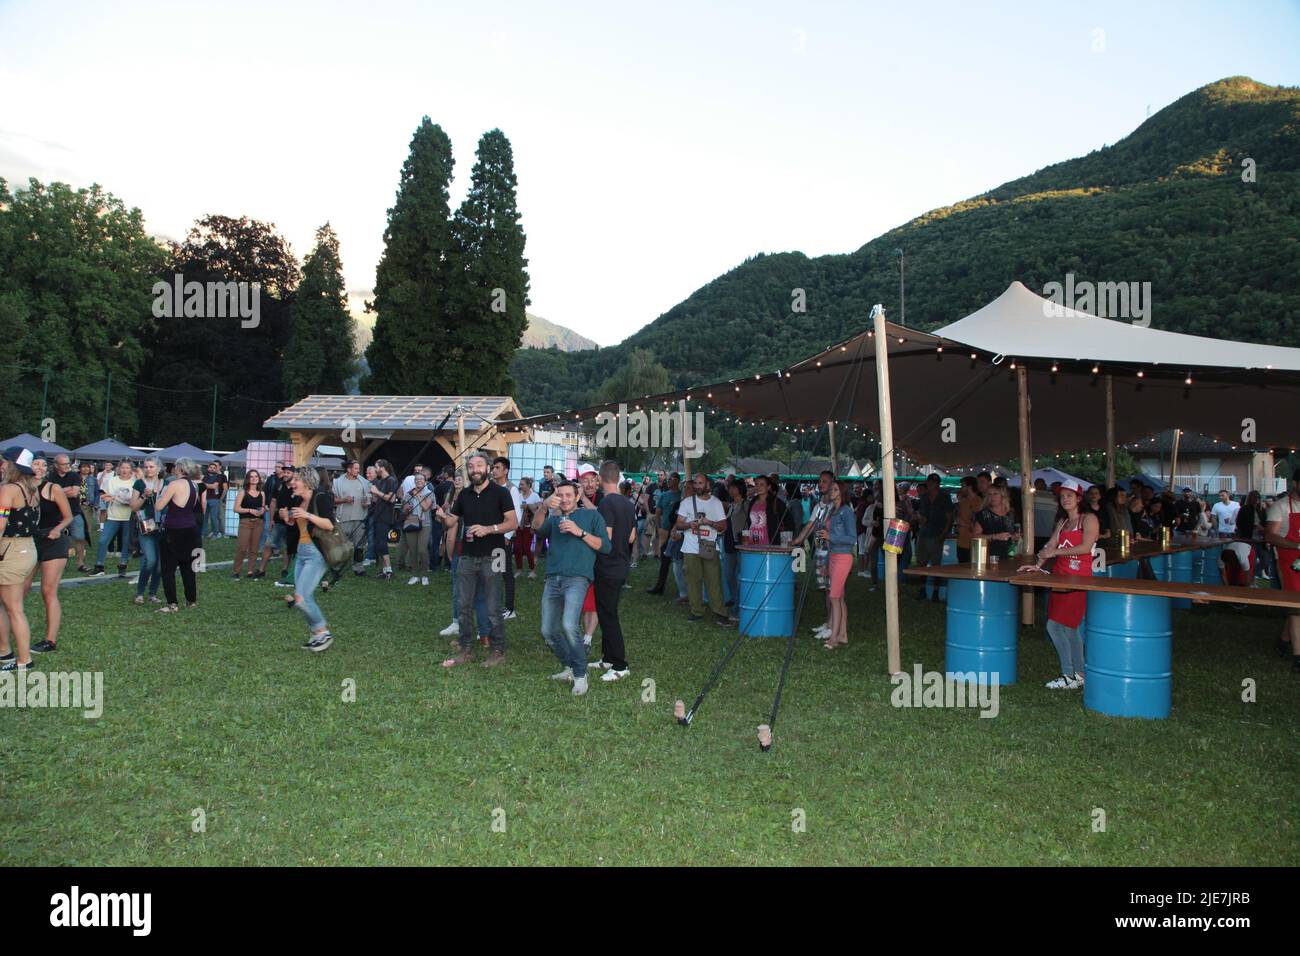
[2,444,1297,687]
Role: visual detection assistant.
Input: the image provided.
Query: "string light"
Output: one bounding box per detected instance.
[1051,362,1059,373]
[1092,365,1100,374]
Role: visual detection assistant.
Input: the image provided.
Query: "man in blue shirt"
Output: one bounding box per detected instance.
[532,480,611,696]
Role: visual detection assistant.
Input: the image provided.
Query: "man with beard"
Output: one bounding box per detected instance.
[436,453,517,669]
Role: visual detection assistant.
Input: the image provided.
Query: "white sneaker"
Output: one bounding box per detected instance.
[601,668,629,682]
[550,667,575,682]
[858,571,870,578]
[813,626,831,639]
[439,621,460,637]
[503,610,518,620]
[421,577,429,586]
[527,571,536,580]
[810,622,829,633]
[572,676,589,696]
[407,576,419,585]
[590,659,612,669]
[514,570,522,578]
[1045,674,1082,690]
[1073,671,1085,686]
[583,635,592,649]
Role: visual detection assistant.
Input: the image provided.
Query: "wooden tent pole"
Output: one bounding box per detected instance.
[828,421,838,478]
[1105,374,1116,489]
[457,413,467,481]
[1169,428,1181,491]
[1017,366,1035,627]
[872,305,901,675]
[680,399,692,483]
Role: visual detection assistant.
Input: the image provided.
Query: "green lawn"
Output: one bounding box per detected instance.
[3,545,1297,866]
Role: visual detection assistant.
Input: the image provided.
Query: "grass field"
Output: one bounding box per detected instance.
[3,539,1297,866]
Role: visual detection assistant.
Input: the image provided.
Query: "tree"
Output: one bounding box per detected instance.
[0,177,166,445]
[447,128,530,394]
[592,348,672,471]
[365,118,456,394]
[284,223,355,398]
[141,214,299,447]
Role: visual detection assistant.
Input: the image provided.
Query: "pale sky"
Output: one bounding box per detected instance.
[2,0,1297,346]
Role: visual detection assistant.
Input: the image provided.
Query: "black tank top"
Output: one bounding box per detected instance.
[4,485,40,538]
[241,491,264,519]
[37,481,64,531]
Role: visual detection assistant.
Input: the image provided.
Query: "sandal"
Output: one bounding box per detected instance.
[133,595,145,605]
[157,604,180,614]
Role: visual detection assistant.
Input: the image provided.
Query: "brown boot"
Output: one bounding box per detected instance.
[481,650,506,668]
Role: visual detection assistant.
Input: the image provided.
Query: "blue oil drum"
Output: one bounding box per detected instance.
[1148,553,1171,581]
[1170,549,1195,610]
[737,549,795,638]
[1108,558,1139,580]
[945,578,1018,684]
[1199,545,1222,585]
[1083,590,1172,719]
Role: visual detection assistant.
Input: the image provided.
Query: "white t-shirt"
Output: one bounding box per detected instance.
[498,481,523,541]
[1211,500,1240,535]
[399,474,419,497]
[103,474,135,521]
[332,474,371,523]
[1220,540,1254,569]
[1266,495,1299,538]
[678,494,726,556]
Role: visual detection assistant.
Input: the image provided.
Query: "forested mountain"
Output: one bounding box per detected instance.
[511,76,1300,423]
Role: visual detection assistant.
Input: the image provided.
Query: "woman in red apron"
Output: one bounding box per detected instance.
[1020,480,1098,689]
[1264,474,1300,672]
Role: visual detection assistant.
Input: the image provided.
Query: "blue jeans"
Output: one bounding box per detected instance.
[450,554,489,632]
[96,518,129,567]
[721,548,738,606]
[672,553,687,599]
[204,499,222,536]
[541,574,591,678]
[293,541,329,633]
[135,532,161,597]
[428,524,442,568]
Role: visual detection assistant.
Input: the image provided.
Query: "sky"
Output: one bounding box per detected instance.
[2,0,1298,346]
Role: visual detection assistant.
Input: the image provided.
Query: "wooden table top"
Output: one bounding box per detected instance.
[1008,571,1300,610]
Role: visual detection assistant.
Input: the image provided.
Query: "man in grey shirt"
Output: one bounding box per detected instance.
[332,459,372,574]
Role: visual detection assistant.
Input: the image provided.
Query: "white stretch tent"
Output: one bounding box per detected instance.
[1006,467,1092,489]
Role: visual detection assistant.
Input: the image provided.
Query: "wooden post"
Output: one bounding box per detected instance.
[1104,374,1116,489]
[1017,366,1035,627]
[457,413,467,481]
[828,421,838,478]
[1169,428,1181,491]
[679,399,692,483]
[872,305,901,676]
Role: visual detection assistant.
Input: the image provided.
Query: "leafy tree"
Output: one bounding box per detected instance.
[284,223,355,398]
[0,177,166,445]
[365,118,456,394]
[141,214,299,447]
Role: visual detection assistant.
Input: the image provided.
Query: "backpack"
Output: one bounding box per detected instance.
[306,492,351,569]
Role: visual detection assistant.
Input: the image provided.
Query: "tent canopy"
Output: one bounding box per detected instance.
[1006,467,1092,489]
[72,438,138,461]
[154,442,220,464]
[1,433,72,457]
[499,282,1300,466]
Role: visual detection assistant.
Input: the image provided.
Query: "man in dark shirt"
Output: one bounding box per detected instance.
[436,453,518,668]
[203,462,228,539]
[912,473,955,602]
[271,463,300,585]
[1172,487,1201,534]
[538,465,556,499]
[592,460,637,680]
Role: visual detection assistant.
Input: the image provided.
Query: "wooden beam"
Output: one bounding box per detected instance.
[679,399,692,483]
[289,431,325,468]
[1017,366,1035,627]
[872,305,901,676]
[1169,427,1182,491]
[828,421,838,478]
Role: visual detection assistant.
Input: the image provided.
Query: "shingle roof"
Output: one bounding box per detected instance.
[264,396,520,432]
